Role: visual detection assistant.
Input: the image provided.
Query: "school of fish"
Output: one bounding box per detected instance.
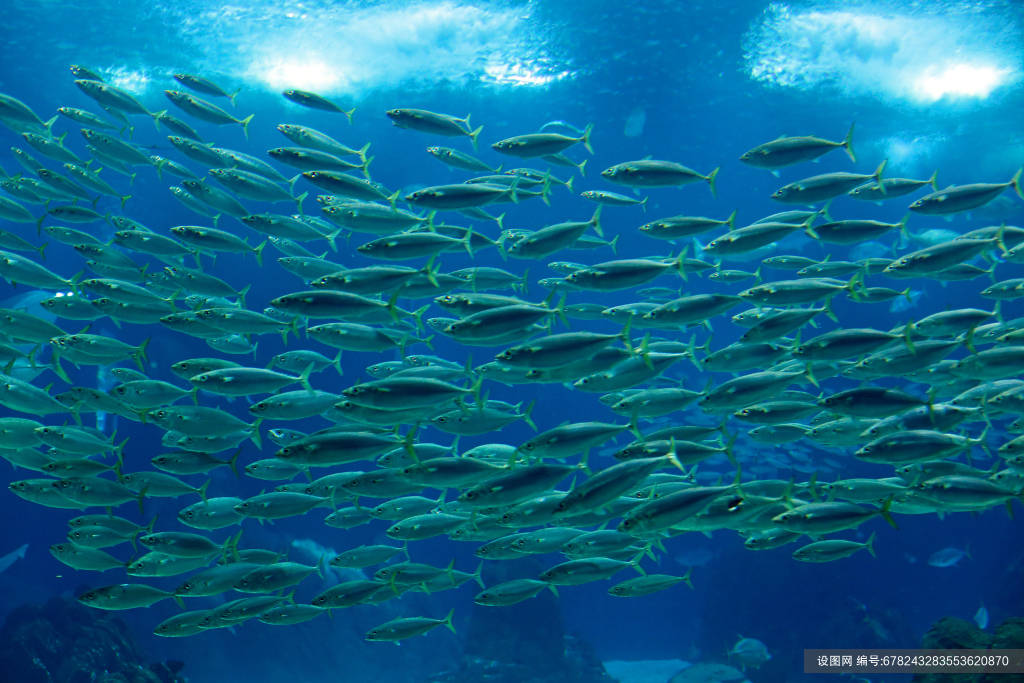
[0,64,1022,642]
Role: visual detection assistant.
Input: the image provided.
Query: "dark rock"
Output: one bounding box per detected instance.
[913,616,1024,683]
[991,618,1024,650]
[920,617,993,650]
[429,558,614,683]
[0,597,185,683]
[982,619,1024,683]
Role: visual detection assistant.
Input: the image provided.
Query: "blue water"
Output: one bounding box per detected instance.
[0,1,1022,682]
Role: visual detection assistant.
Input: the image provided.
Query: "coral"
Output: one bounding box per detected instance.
[0,597,185,683]
[913,616,1024,683]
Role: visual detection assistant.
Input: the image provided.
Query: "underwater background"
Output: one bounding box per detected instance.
[0,1,1022,682]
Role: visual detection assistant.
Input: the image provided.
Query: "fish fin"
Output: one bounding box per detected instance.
[843,122,856,163]
[873,159,888,192]
[239,114,255,140]
[442,607,456,633]
[580,123,594,154]
[706,167,719,199]
[468,126,483,153]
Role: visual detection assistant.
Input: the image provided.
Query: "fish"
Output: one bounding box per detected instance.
[728,637,772,669]
[772,160,887,205]
[975,605,989,629]
[910,170,1022,216]
[603,159,717,196]
[928,546,971,567]
[741,124,856,170]
[0,543,28,574]
[164,91,255,139]
[494,126,593,158]
[173,74,240,106]
[388,109,480,149]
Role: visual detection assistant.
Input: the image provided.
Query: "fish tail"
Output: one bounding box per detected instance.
[522,398,538,430]
[412,305,429,333]
[843,122,856,163]
[120,194,130,210]
[228,446,243,477]
[240,113,255,140]
[357,142,371,163]
[253,240,267,267]
[864,531,877,558]
[443,607,456,634]
[591,203,604,237]
[344,107,356,125]
[361,156,374,180]
[873,158,888,193]
[880,496,898,530]
[468,125,483,153]
[581,123,594,154]
[299,362,316,395]
[706,167,719,199]
[725,209,737,231]
[229,88,241,108]
[1012,167,1023,200]
[927,169,939,191]
[578,158,588,177]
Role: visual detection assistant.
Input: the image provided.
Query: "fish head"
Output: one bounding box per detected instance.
[772,510,798,525]
[190,372,211,386]
[771,187,789,199]
[50,543,73,557]
[385,109,413,126]
[76,589,101,605]
[164,90,186,103]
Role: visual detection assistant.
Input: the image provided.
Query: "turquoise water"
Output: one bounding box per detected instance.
[0,2,1022,682]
